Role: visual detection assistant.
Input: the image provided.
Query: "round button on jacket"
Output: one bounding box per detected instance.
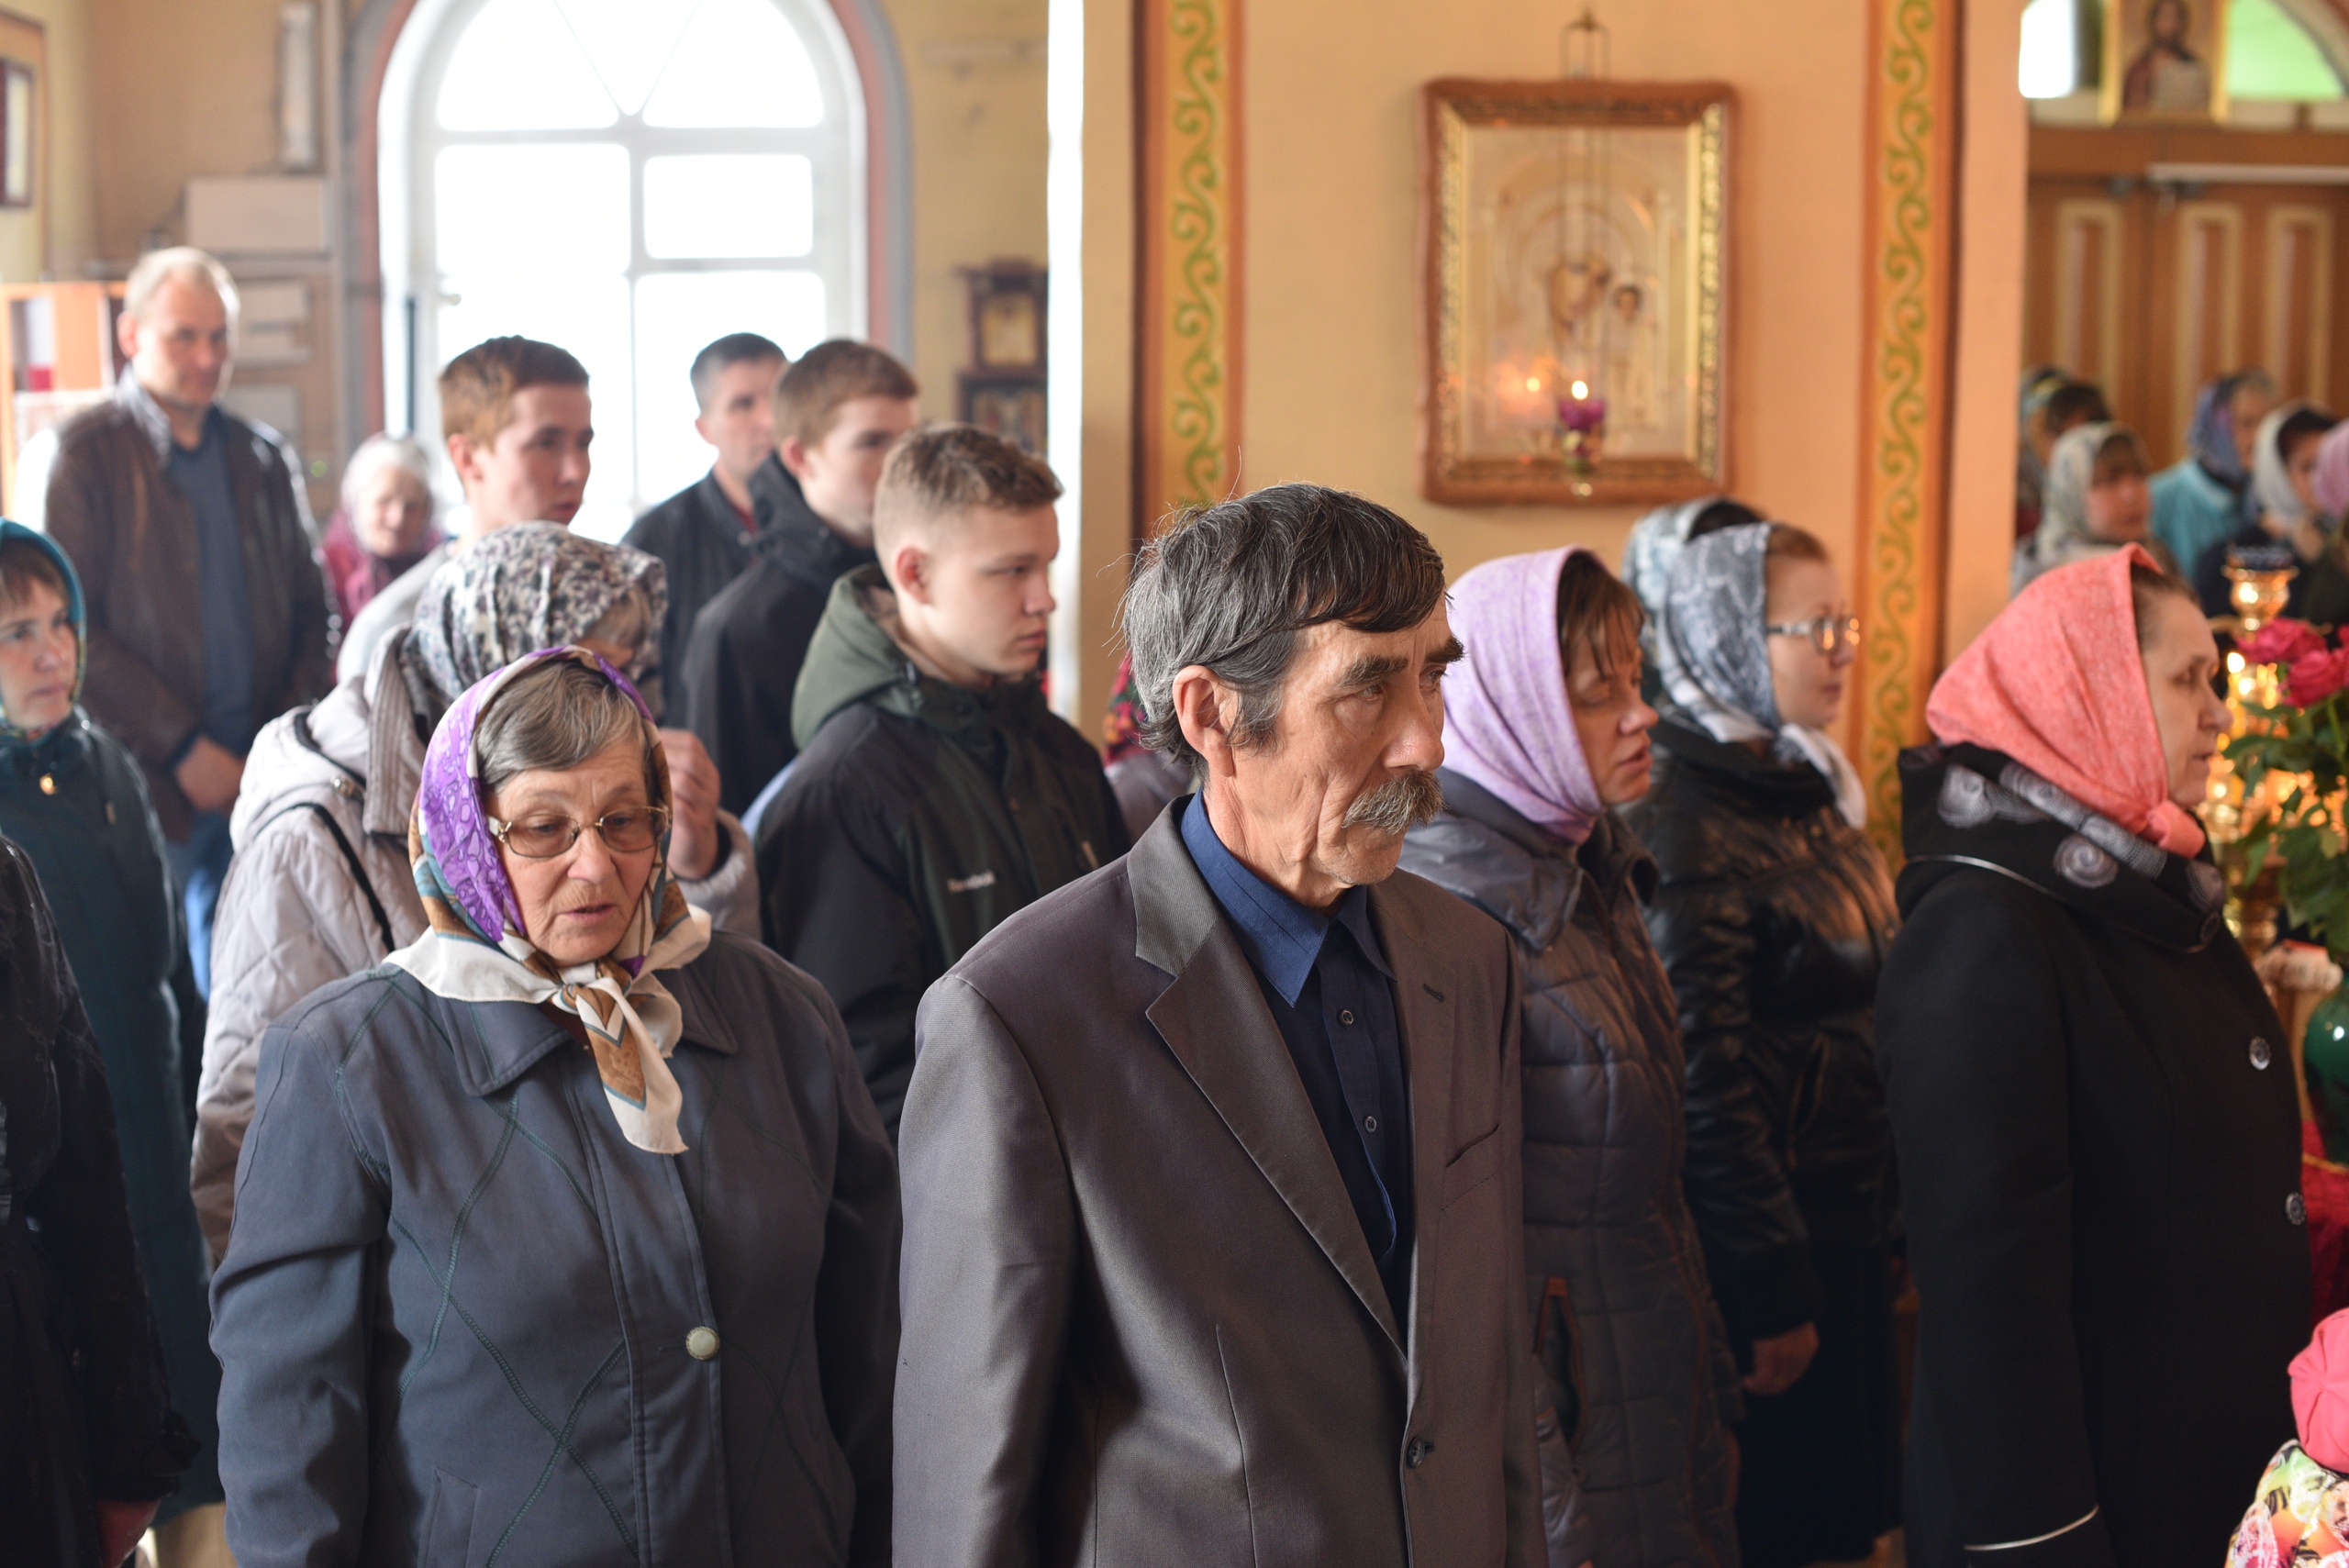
[2251,1037,2274,1071]
[2290,1194,2309,1228]
[685,1326,720,1361]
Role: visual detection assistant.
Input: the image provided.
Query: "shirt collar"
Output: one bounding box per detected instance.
[1178,793,1392,1006]
[117,376,217,462]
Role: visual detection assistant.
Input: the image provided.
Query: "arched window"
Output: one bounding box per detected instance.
[2020,0,2349,102]
[2229,0,2346,99]
[382,0,866,538]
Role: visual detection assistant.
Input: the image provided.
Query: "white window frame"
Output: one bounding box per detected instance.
[377,0,867,517]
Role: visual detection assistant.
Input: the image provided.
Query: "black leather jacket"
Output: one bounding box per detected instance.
[1620,719,1901,1346]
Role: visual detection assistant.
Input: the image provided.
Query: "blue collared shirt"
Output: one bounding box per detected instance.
[132,381,255,757]
[1179,794,1415,1321]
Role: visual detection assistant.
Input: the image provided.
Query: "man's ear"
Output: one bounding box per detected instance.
[115,308,141,363]
[779,435,814,482]
[692,406,717,448]
[1169,665,1240,780]
[445,431,482,494]
[888,540,932,606]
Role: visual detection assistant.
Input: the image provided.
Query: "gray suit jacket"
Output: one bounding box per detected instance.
[896,806,1545,1568]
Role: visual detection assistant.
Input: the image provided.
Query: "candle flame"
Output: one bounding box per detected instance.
[1569,379,1589,399]
[1525,376,1542,393]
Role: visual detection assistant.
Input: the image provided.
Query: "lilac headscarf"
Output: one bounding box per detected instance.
[1442,547,1605,845]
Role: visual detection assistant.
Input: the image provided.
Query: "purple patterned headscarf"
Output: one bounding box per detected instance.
[1442,547,1606,845]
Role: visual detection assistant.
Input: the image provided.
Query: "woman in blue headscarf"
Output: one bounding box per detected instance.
[0,520,218,1560]
[2150,370,2278,573]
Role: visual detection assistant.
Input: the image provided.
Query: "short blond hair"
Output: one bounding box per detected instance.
[773,339,918,449]
[438,336,589,450]
[125,247,239,324]
[873,424,1061,562]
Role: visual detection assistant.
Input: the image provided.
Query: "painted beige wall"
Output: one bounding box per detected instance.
[0,0,98,281]
[888,0,1049,412]
[89,0,280,259]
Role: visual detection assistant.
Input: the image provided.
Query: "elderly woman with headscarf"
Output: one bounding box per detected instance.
[2014,421,2172,593]
[2194,402,2343,617]
[1620,520,1902,1568]
[212,646,897,1567]
[319,434,441,632]
[2151,370,2278,572]
[1399,547,1742,1568]
[1876,546,2304,1568]
[192,523,757,1259]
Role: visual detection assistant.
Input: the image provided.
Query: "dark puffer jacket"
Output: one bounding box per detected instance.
[1620,719,1900,1343]
[1403,773,1742,1568]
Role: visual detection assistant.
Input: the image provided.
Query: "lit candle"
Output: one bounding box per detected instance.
[1559,378,1608,433]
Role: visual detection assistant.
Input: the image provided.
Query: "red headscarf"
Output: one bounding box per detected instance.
[2294,1310,2349,1473]
[1926,543,2206,857]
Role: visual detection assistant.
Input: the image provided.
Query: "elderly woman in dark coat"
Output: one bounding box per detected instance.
[1402,547,1742,1568]
[1621,521,1901,1568]
[1878,546,2304,1567]
[212,647,899,1567]
[0,830,195,1565]
[0,523,223,1551]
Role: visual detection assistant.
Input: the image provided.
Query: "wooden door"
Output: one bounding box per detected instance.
[2024,128,2349,465]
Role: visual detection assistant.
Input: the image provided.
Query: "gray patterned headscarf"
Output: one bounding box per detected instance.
[1623,496,1721,664]
[1658,521,1867,825]
[398,522,667,716]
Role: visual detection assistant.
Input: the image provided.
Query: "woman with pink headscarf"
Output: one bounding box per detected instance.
[1877,545,2306,1568]
[1399,547,1742,1568]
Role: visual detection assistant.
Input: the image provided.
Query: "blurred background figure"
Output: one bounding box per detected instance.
[0,829,195,1568]
[2196,402,2341,617]
[1628,520,1903,1568]
[2015,376,2111,542]
[624,331,787,721]
[319,434,440,634]
[1099,651,1191,842]
[1622,494,1765,700]
[1401,546,1743,1568]
[2151,369,2279,573]
[46,246,334,999]
[2013,421,2165,591]
[0,525,223,1565]
[2013,364,2067,539]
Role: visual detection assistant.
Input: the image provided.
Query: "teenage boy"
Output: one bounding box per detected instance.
[758,424,1127,1136]
[624,332,786,717]
[336,336,594,682]
[684,339,918,815]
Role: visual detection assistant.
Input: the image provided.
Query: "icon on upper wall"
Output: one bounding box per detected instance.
[958,261,1047,455]
[0,60,35,209]
[2105,0,2230,123]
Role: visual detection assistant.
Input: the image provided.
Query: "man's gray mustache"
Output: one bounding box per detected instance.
[1343,769,1444,836]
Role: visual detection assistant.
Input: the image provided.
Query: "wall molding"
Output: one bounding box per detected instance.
[1852,0,1964,860]
[1134,0,1241,535]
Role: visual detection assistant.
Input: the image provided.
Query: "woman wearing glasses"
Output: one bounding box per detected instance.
[195,524,759,1261]
[210,646,898,1566]
[1622,520,1903,1568]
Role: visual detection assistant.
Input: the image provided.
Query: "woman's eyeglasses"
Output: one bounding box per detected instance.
[1765,614,1863,656]
[487,806,671,861]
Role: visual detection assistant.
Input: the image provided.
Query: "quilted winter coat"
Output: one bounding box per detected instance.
[1402,773,1743,1568]
[192,628,759,1256]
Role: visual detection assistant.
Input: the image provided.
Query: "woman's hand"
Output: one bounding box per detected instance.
[95,1497,156,1566]
[1743,1321,1820,1396]
[657,729,722,882]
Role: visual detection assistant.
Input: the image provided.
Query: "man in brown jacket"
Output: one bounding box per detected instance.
[896,484,1552,1568]
[46,247,332,992]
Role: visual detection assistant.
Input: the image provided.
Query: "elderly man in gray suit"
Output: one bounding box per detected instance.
[896,483,1558,1568]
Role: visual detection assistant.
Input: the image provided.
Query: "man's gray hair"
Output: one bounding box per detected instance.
[1120,483,1448,782]
[124,246,240,324]
[475,657,658,801]
[339,432,437,511]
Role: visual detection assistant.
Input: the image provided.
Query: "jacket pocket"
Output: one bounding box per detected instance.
[417,1468,480,1567]
[1440,1123,1503,1209]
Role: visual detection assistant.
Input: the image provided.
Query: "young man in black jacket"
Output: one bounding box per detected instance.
[758,424,1128,1136]
[622,332,785,718]
[682,339,919,816]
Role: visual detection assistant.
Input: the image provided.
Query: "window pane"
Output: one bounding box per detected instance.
[642,0,824,128]
[635,271,826,504]
[437,0,617,131]
[2229,0,2345,99]
[437,274,637,541]
[644,155,813,259]
[2017,0,2077,97]
[435,144,630,277]
[550,0,698,117]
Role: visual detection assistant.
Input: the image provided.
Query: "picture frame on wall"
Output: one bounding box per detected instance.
[1419,77,1731,506]
[960,373,1047,457]
[2102,0,2229,123]
[0,61,34,209]
[961,262,1047,373]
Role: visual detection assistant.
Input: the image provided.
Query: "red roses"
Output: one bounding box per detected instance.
[2240,617,2329,669]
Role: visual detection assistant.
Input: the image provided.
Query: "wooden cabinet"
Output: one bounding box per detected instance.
[0,281,124,517]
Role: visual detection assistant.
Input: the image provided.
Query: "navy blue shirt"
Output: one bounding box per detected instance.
[164,409,256,757]
[1179,794,1415,1321]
